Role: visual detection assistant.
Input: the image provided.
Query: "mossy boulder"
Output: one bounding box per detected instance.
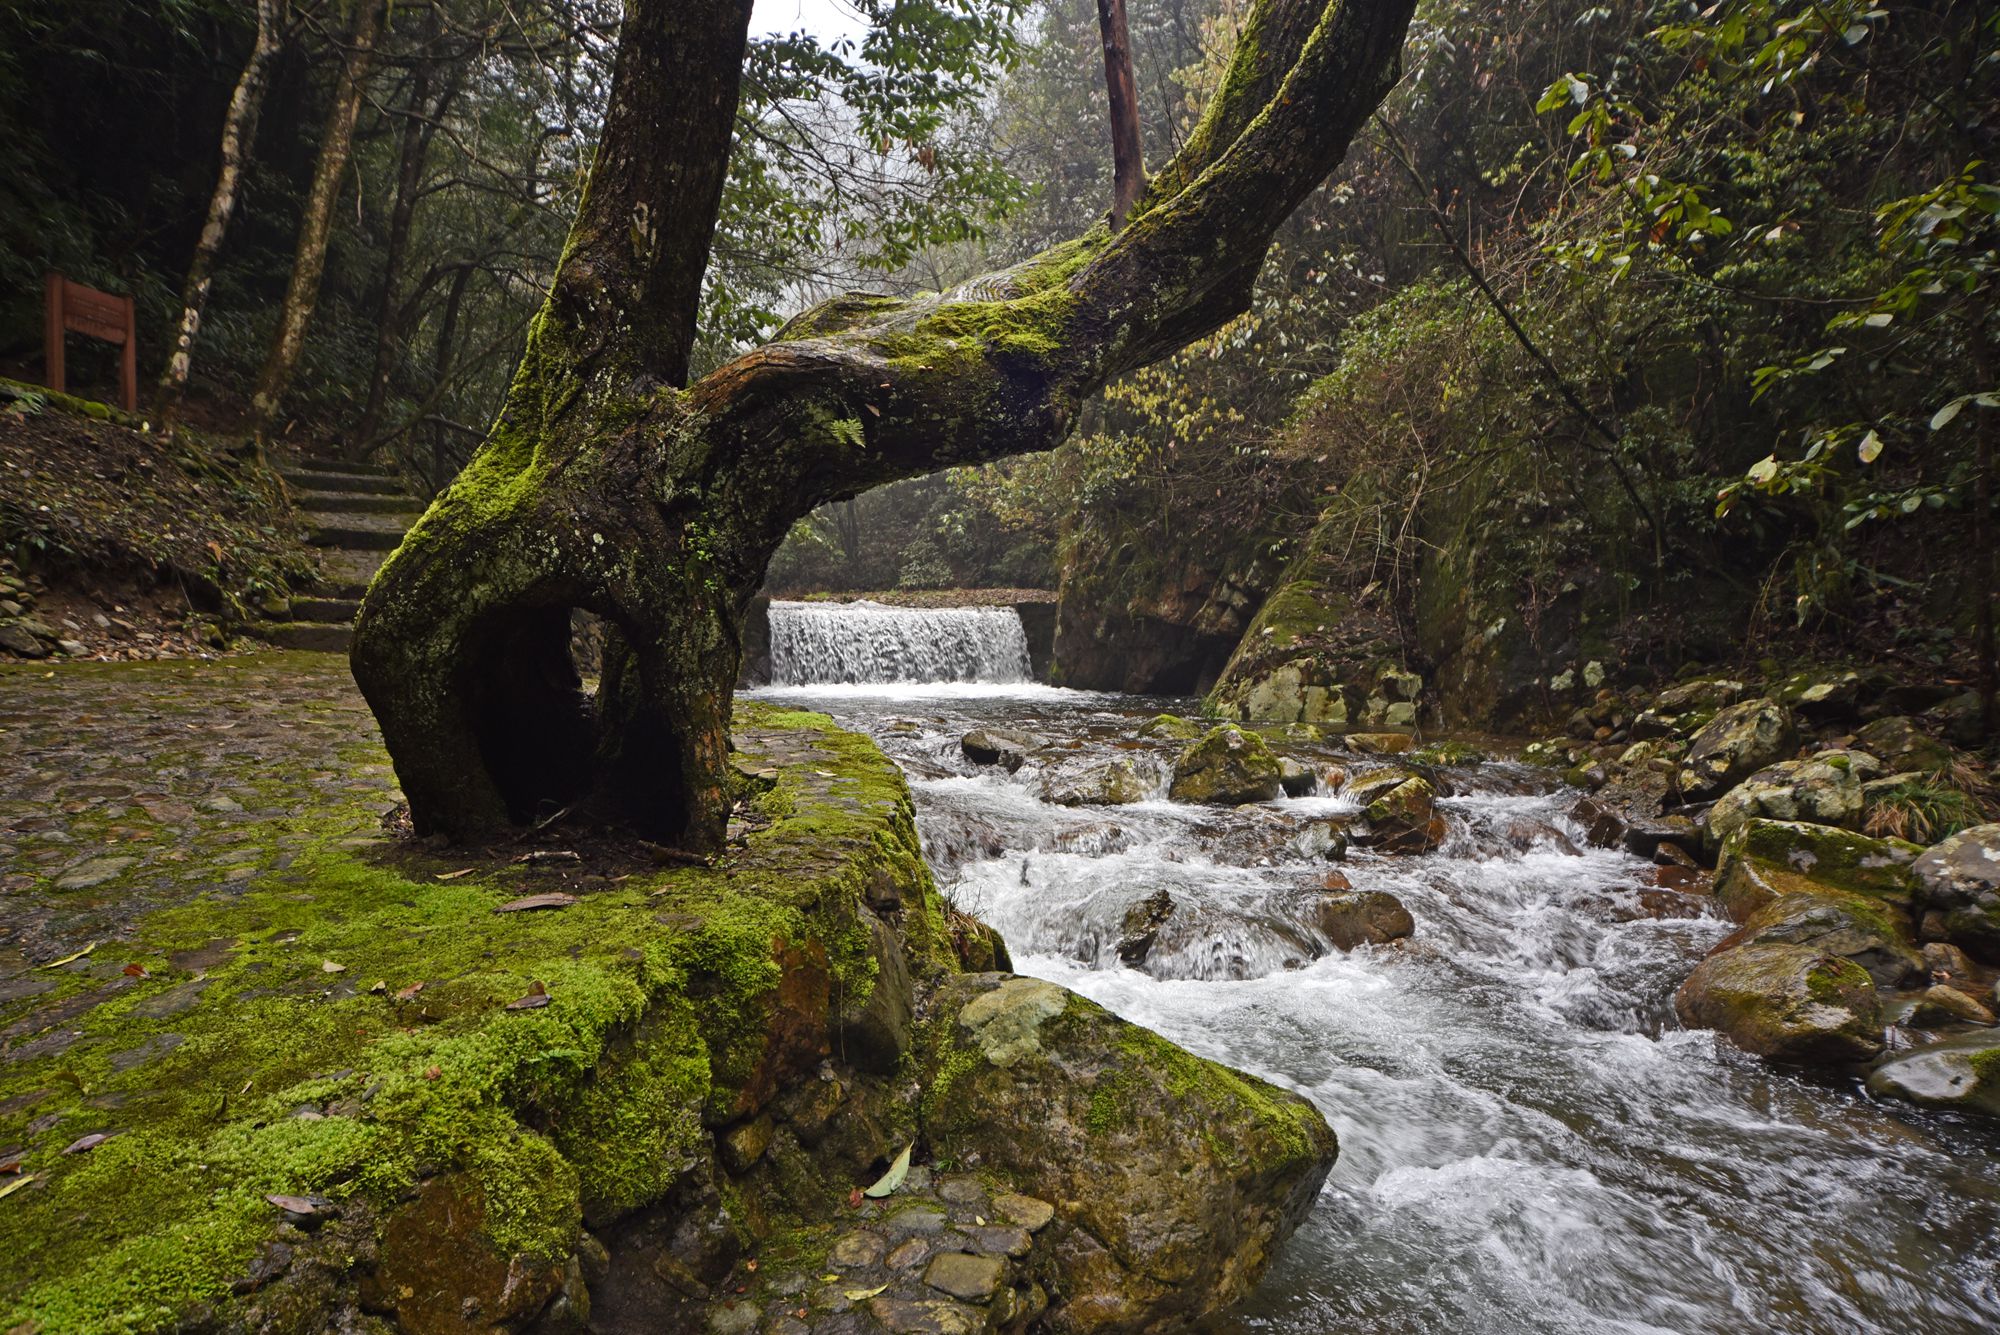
[1853,715,1952,774]
[1169,726,1283,805]
[1866,1030,2000,1117]
[918,974,1336,1333]
[1911,823,2000,961]
[1705,749,1877,850]
[1041,756,1153,807]
[1349,773,1443,854]
[1675,944,1884,1064]
[1677,698,1797,799]
[1713,818,1922,922]
[1136,713,1204,742]
[1718,891,1923,990]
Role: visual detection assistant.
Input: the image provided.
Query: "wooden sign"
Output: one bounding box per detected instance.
[44,272,138,412]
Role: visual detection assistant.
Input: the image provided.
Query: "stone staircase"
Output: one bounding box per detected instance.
[259,458,424,653]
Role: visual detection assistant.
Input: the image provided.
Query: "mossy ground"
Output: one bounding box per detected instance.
[0,654,942,1332]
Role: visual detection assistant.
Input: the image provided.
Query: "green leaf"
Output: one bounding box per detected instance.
[1931,398,1965,430]
[862,1143,913,1198]
[1857,431,1883,464]
[1747,456,1779,485]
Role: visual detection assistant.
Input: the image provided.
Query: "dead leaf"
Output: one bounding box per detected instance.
[320,960,345,974]
[61,1132,114,1155]
[506,981,551,1011]
[862,1142,913,1198]
[394,982,425,1002]
[494,893,578,913]
[368,980,387,995]
[513,850,581,866]
[434,867,475,881]
[843,1282,890,1300]
[0,1174,35,1202]
[265,1193,333,1219]
[122,962,148,978]
[423,1066,442,1081]
[41,942,98,969]
[847,1187,864,1208]
[745,1258,758,1272]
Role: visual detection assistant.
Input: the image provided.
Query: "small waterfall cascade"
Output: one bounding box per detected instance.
[766,599,1032,685]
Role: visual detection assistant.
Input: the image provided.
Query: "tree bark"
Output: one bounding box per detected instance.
[158,0,284,433]
[248,0,386,439]
[1097,0,1145,229]
[351,0,1418,850]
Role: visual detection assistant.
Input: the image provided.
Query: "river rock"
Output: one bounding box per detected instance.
[1911,823,2000,960]
[1312,890,1414,950]
[1137,714,1204,741]
[1169,726,1283,805]
[1354,775,1442,854]
[1678,698,1797,799]
[1675,944,1883,1063]
[962,727,1044,771]
[1116,890,1177,966]
[1714,819,1922,922]
[1041,757,1151,806]
[1705,750,1876,850]
[920,974,1337,1332]
[1866,1030,2000,1116]
[1278,757,1317,797]
[1717,890,1923,990]
[1854,715,1952,774]
[1657,677,1748,715]
[1903,984,1997,1028]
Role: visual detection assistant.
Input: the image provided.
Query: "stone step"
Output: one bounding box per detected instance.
[295,491,423,515]
[286,456,395,477]
[280,468,402,496]
[255,621,352,653]
[317,549,387,598]
[291,596,363,623]
[308,516,411,551]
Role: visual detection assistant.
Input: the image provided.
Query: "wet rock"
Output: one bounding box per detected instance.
[1345,731,1413,755]
[1713,819,1922,922]
[1656,678,1747,715]
[1116,890,1177,967]
[921,974,1335,1332]
[1911,824,2000,961]
[830,1231,887,1268]
[720,1114,774,1174]
[1920,942,1984,995]
[1776,669,1865,720]
[836,917,913,1075]
[0,623,49,658]
[1136,714,1204,742]
[1854,715,1952,774]
[1040,757,1150,807]
[1311,890,1414,950]
[1278,757,1316,797]
[923,1251,1005,1301]
[1718,891,1923,990]
[1354,775,1442,854]
[1169,726,1283,805]
[1903,984,1996,1028]
[1705,750,1876,850]
[1866,1030,2000,1116]
[1675,944,1883,1064]
[1677,698,1797,799]
[961,728,1044,772]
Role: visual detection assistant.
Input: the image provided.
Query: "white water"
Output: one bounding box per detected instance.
[765,599,1031,686]
[746,683,2000,1333]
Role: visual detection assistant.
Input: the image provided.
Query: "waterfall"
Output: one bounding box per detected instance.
[767,600,1032,685]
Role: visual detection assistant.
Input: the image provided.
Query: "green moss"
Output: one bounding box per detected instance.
[0,693,942,1331]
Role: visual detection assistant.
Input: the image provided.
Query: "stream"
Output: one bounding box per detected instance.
[746,604,2000,1334]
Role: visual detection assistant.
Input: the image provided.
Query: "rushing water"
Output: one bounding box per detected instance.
[746,677,2000,1334]
[766,600,1032,685]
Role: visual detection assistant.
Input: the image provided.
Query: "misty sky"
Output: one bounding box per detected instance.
[750,0,871,44]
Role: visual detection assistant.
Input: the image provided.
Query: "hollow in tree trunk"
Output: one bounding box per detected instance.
[350,0,1419,850]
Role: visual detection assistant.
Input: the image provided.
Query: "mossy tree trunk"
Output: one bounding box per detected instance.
[350,0,1419,849]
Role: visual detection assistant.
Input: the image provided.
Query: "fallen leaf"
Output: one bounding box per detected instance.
[394,982,425,1002]
[368,980,387,995]
[513,850,582,866]
[423,1066,442,1081]
[820,1273,840,1283]
[434,868,475,881]
[61,1132,114,1155]
[745,1258,759,1272]
[843,1283,890,1300]
[41,942,99,969]
[122,962,148,978]
[0,1174,35,1202]
[494,893,578,913]
[506,981,551,1011]
[862,1142,913,1198]
[266,1193,333,1218]
[320,960,345,974]
[847,1187,864,1208]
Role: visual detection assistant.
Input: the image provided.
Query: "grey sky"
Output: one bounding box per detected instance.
[750,0,871,45]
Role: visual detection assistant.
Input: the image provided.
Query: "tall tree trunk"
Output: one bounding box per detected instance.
[248,0,386,439]
[158,0,284,434]
[351,29,452,458]
[351,0,1418,850]
[1097,0,1144,229]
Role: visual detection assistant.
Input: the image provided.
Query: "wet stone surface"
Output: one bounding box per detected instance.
[0,654,398,1052]
[698,1173,1052,1334]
